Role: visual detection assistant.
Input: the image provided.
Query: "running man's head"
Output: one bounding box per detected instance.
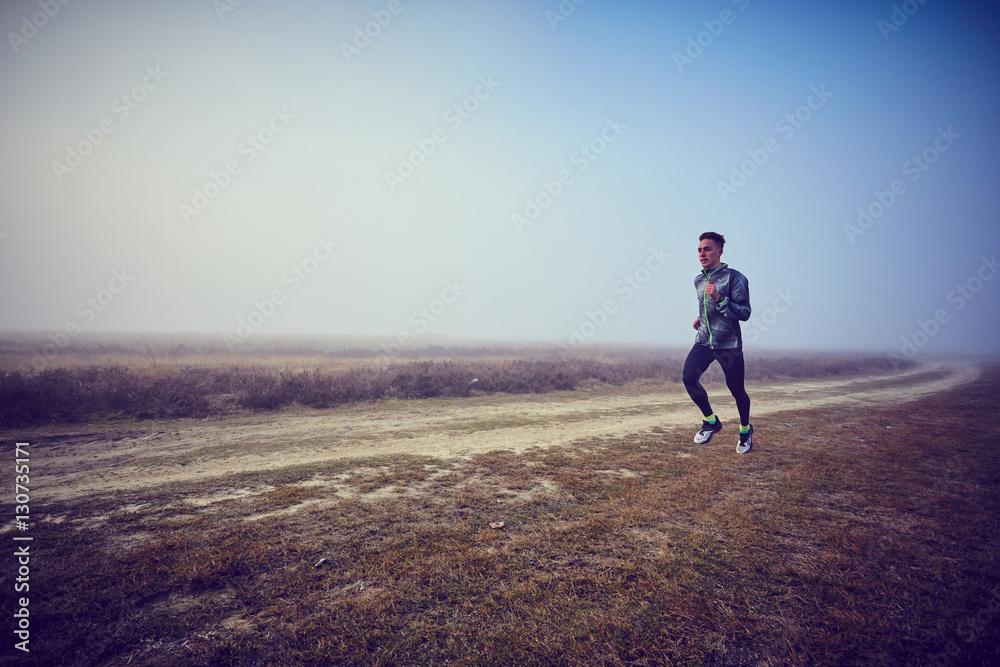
[698,232,725,269]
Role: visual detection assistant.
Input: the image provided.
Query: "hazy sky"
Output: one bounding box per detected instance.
[2,0,999,358]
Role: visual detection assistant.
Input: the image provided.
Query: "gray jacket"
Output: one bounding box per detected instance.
[693,264,751,349]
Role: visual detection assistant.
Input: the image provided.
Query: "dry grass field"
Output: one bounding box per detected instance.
[0,343,997,666]
[0,339,908,427]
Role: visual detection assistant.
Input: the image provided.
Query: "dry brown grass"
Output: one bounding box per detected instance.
[4,365,998,666]
[0,342,906,427]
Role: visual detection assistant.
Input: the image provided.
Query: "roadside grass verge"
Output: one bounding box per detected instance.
[0,352,907,427]
[8,366,998,666]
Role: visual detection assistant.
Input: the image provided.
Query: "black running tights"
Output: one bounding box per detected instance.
[682,343,751,426]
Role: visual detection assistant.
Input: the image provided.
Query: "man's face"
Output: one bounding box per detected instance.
[698,239,723,269]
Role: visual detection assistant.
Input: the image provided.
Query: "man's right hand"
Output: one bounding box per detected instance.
[692,318,700,330]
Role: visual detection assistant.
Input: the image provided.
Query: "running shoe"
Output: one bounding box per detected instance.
[736,424,754,454]
[694,418,723,444]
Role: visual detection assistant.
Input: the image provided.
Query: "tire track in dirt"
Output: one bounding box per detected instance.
[17,361,980,502]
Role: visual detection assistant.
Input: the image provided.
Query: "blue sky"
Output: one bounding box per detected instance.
[1,0,998,358]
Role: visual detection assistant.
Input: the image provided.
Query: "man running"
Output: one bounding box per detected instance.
[683,232,754,453]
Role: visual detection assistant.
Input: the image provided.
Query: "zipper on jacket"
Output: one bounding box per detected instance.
[702,268,714,348]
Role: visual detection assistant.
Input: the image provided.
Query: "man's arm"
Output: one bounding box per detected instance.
[717,272,751,321]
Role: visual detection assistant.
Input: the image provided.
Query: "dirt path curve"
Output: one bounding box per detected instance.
[17,361,980,502]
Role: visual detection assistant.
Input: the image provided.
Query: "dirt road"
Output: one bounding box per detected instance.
[15,361,979,504]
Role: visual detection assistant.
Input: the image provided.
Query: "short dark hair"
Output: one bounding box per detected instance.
[699,231,725,249]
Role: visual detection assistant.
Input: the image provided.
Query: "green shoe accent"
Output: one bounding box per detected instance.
[705,414,717,424]
[740,424,750,434]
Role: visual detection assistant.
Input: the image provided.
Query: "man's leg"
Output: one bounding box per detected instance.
[683,343,716,417]
[716,348,751,427]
